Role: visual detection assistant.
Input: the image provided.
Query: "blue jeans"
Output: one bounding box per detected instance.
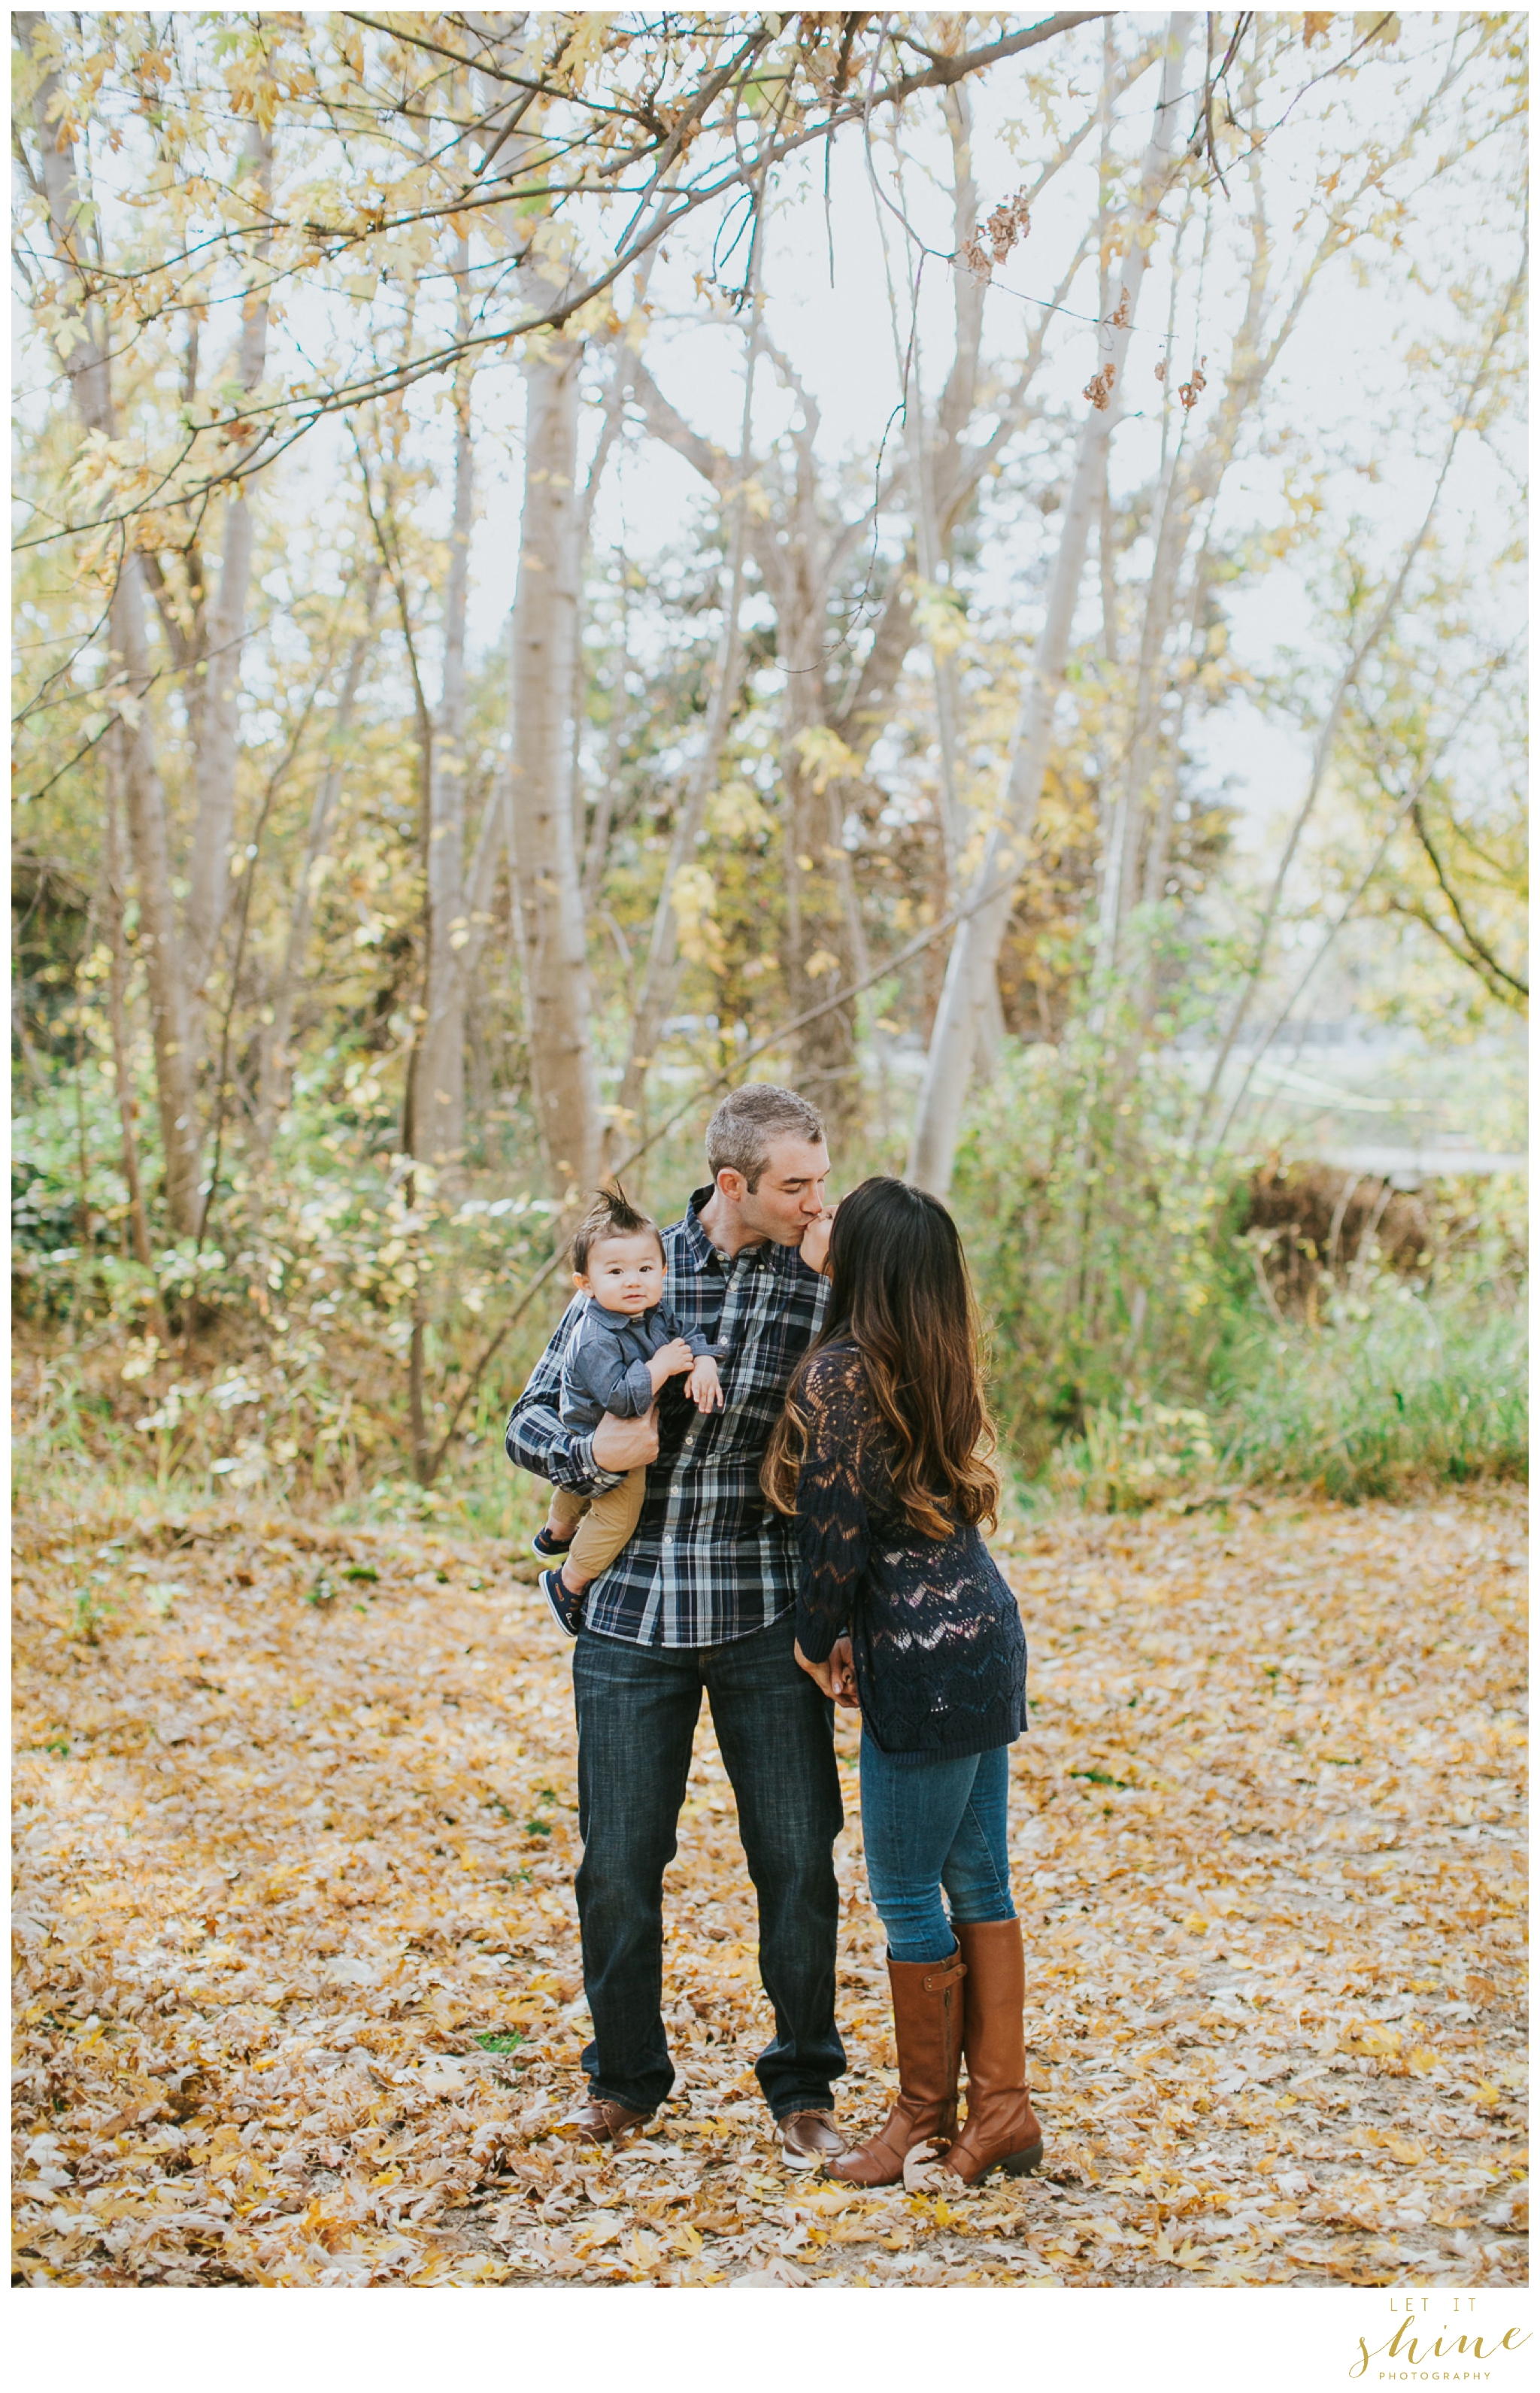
[859,1736,1017,1964]
[571,1609,846,2118]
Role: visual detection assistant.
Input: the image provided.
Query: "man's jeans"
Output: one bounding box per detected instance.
[572,1608,847,2120]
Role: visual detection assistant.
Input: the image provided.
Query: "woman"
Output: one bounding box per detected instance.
[763,1175,1041,2188]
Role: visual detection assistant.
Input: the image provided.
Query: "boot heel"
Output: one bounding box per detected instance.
[1002,2140,1044,2177]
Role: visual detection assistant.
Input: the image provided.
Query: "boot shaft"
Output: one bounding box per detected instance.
[887,1947,967,2105]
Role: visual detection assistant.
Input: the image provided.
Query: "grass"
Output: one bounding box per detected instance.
[1213,1291,1527,1502]
[13,1251,1526,1530]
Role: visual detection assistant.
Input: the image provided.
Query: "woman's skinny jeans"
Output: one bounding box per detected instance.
[859,1736,1016,1964]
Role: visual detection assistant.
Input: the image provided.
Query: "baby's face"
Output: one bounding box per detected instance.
[578,1233,665,1315]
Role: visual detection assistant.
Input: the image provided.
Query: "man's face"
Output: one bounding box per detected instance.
[727,1136,831,1245]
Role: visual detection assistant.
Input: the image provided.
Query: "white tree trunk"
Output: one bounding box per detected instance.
[420,257,474,1172]
[255,575,380,1148]
[611,295,762,1167]
[509,336,602,1193]
[17,14,202,1231]
[186,123,273,1003]
[907,15,1194,1196]
[113,563,203,1232]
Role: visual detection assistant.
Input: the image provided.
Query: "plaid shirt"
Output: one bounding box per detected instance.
[505,1187,829,1648]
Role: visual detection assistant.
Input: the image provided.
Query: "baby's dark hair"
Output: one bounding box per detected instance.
[571,1185,665,1276]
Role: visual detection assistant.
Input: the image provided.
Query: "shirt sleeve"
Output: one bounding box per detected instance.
[505,1297,615,1491]
[794,1348,874,1666]
[562,1321,656,1421]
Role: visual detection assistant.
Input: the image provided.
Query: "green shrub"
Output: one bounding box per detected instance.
[1212,1290,1527,1501]
[952,1038,1246,1468]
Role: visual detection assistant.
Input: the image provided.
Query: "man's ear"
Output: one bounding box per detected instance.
[715,1167,747,1205]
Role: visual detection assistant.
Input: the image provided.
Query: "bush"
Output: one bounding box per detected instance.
[952,1038,1246,1469]
[1212,1289,1527,1501]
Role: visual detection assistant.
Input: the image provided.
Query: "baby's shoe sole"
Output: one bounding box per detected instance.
[539,1567,584,1641]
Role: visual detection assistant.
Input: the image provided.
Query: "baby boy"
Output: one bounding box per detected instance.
[532,1187,720,1637]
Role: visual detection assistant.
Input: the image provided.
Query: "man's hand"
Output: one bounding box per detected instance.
[685,1354,723,1412]
[799,1206,836,1278]
[591,1406,660,1471]
[795,1633,860,1709]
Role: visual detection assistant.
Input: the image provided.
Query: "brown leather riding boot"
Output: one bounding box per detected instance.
[824,1948,966,2187]
[943,1918,1044,2184]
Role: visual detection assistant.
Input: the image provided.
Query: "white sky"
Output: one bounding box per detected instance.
[19,13,1526,912]
[441,13,1520,878]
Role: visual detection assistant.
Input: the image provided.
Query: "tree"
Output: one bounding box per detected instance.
[908,14,1196,1195]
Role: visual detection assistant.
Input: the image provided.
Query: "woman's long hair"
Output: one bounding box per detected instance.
[763,1175,1000,1540]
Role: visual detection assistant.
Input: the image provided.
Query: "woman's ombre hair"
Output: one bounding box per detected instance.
[763,1175,1000,1539]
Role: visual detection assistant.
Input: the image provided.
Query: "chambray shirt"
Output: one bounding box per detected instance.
[505,1187,829,1648]
[558,1297,717,1430]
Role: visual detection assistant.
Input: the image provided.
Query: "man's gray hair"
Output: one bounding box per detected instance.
[705,1084,826,1192]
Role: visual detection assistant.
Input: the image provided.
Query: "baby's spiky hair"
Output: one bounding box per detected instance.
[571,1184,665,1276]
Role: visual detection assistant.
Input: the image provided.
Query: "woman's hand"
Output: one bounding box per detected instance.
[795,1633,861,1709]
[827,1634,859,1707]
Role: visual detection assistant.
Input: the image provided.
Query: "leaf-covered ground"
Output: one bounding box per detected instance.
[13,1487,1527,2288]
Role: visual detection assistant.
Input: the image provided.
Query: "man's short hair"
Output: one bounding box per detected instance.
[571,1185,664,1275]
[705,1084,826,1193]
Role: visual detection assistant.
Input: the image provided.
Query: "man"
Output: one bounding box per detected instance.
[505,1084,849,2169]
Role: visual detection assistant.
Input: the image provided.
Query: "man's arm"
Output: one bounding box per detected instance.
[505,1297,611,1492]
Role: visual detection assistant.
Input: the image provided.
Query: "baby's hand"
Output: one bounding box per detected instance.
[647,1336,696,1392]
[686,1355,723,1413]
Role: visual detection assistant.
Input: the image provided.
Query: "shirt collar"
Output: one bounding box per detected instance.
[588,1298,653,1328]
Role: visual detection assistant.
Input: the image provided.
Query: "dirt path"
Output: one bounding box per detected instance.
[13,1487,1526,2287]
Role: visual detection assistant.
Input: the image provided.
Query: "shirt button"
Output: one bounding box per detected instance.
[664,1534,675,1545]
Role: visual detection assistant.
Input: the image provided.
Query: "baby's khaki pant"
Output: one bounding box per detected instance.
[549,1466,646,1582]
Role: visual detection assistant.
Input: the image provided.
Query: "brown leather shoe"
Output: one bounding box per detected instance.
[778,2109,847,2171]
[942,1919,1043,2185]
[825,1948,966,2188]
[568,2092,651,2148]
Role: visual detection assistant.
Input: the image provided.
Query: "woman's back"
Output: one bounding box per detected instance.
[795,1340,1026,1761]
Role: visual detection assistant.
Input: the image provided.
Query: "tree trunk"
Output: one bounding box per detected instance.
[255,576,380,1150]
[611,290,762,1169]
[420,254,474,1172]
[908,15,1194,1196]
[509,335,602,1193]
[103,727,154,1270]
[186,123,273,1005]
[114,563,204,1233]
[18,13,202,1231]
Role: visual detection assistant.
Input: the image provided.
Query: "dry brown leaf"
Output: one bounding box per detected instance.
[11,1488,1526,2287]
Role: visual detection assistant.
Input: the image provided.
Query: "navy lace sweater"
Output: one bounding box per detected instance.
[793,1342,1028,1763]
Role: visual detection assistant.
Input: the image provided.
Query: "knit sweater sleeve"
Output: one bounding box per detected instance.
[793,1345,876,1666]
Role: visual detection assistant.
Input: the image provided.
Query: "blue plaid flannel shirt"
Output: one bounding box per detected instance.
[505,1187,829,1648]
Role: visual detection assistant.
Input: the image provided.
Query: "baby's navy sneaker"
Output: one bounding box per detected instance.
[532,1525,574,1559]
[540,1567,584,1642]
